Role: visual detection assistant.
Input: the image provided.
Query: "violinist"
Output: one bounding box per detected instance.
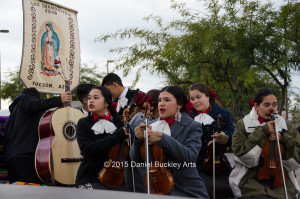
[75,86,128,190]
[125,89,160,192]
[130,86,209,198]
[229,88,300,198]
[188,83,235,199]
[129,89,160,132]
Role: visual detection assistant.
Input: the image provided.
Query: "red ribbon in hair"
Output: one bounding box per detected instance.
[185,98,194,114]
[209,88,217,101]
[111,102,117,111]
[249,99,255,110]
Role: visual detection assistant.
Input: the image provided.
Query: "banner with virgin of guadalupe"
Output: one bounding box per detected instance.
[20,0,80,94]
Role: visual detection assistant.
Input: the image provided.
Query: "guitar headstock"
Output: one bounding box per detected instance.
[59,57,71,107]
[59,57,71,87]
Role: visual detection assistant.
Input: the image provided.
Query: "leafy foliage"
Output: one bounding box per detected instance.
[96,0,300,119]
[0,69,26,102]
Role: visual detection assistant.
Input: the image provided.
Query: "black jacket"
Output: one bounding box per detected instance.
[4,94,62,160]
[114,88,139,115]
[75,111,127,186]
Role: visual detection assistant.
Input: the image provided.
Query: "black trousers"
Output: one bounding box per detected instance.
[7,156,43,184]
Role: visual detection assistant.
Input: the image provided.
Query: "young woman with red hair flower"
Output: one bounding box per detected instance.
[188,82,235,199]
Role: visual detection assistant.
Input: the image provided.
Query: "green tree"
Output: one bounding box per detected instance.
[0,69,26,101]
[72,63,106,101]
[97,0,292,119]
[78,62,105,85]
[247,2,300,114]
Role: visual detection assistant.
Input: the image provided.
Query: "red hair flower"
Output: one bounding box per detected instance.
[135,92,154,109]
[111,102,117,111]
[135,92,147,109]
[185,98,194,114]
[209,88,217,101]
[249,99,255,110]
[145,96,154,107]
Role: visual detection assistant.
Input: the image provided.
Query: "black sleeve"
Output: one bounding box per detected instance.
[20,94,62,114]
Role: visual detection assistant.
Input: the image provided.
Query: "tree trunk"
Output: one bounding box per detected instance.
[278,85,285,115]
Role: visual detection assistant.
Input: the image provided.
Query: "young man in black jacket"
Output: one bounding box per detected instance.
[102,73,139,115]
[4,87,72,183]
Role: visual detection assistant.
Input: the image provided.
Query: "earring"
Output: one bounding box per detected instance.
[105,109,109,117]
[175,109,181,122]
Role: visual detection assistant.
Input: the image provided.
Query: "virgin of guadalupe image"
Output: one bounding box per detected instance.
[41,23,61,76]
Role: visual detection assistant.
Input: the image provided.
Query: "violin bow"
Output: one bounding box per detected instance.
[213,131,215,199]
[143,102,151,194]
[122,108,136,193]
[271,113,288,199]
[213,114,222,199]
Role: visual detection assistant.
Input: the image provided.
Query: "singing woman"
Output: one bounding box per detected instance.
[189,82,235,199]
[130,86,209,198]
[75,86,128,190]
[229,88,300,198]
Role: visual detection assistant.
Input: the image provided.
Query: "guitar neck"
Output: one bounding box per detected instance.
[65,80,71,107]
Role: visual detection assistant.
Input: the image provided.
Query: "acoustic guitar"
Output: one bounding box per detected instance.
[35,80,84,185]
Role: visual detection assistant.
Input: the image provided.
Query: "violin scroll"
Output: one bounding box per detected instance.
[143,102,151,119]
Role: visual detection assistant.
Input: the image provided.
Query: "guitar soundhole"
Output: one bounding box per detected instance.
[63,121,77,141]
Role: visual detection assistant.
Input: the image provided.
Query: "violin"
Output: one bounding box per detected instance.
[257,113,286,188]
[98,109,129,188]
[202,114,227,176]
[140,102,174,195]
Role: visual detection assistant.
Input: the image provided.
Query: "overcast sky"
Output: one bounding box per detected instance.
[0,0,299,109]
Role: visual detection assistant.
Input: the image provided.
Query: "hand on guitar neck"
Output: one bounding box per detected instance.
[61,92,72,104]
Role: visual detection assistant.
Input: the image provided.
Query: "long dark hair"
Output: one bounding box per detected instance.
[254,88,277,106]
[90,86,115,114]
[160,86,187,112]
[147,89,160,117]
